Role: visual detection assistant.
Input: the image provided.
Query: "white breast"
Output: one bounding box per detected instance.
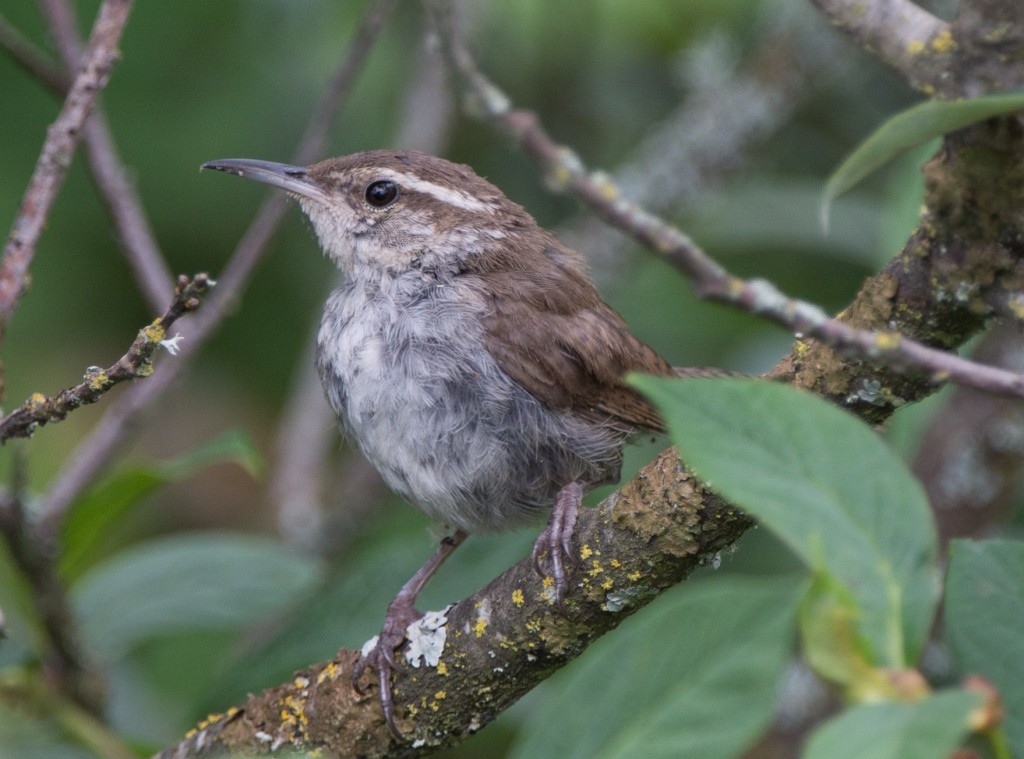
[315,270,628,533]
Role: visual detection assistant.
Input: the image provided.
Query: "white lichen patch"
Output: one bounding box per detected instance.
[361,635,380,659]
[603,587,640,613]
[405,605,453,668]
[160,332,185,355]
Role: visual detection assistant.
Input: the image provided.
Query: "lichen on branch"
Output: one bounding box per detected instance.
[0,273,213,444]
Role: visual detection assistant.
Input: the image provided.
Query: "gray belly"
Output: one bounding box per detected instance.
[315,284,627,533]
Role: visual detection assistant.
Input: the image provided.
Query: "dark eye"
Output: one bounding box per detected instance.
[365,180,398,208]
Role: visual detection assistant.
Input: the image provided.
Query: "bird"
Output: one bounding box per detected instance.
[202,150,723,737]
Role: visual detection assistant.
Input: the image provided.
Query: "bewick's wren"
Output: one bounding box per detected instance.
[203,150,718,737]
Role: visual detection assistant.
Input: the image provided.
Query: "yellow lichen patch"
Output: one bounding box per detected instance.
[429,691,447,712]
[141,323,166,344]
[592,172,619,202]
[85,369,109,391]
[905,39,925,55]
[437,661,448,676]
[548,162,573,189]
[588,560,604,577]
[473,616,488,637]
[316,662,340,684]
[542,576,554,588]
[627,571,642,582]
[279,693,309,737]
[875,332,901,351]
[186,707,236,738]
[579,544,593,560]
[525,618,542,633]
[293,676,310,689]
[28,392,47,408]
[655,236,676,254]
[929,29,955,53]
[610,558,621,569]
[511,588,525,607]
[1007,294,1024,320]
[601,578,614,590]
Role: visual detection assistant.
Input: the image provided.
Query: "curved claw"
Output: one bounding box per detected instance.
[351,638,404,739]
[378,659,399,739]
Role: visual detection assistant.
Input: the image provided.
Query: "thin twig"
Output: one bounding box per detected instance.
[38,0,175,312]
[809,0,952,94]
[0,0,134,340]
[37,0,400,540]
[0,274,212,444]
[392,26,456,154]
[0,12,69,93]
[424,0,1024,401]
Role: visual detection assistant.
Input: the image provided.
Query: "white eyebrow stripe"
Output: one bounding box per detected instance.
[376,169,496,213]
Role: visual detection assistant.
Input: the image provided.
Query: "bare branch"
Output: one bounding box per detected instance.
[155,451,752,758]
[392,26,456,155]
[0,13,69,93]
[424,0,1024,402]
[0,6,173,312]
[38,0,175,312]
[36,0,401,542]
[0,0,134,339]
[0,274,212,444]
[809,0,952,93]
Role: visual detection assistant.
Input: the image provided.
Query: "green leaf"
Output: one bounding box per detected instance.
[800,572,874,688]
[630,377,938,667]
[803,689,981,759]
[821,90,1024,229]
[71,532,321,662]
[508,575,801,759]
[59,430,264,581]
[0,705,96,759]
[946,539,1024,755]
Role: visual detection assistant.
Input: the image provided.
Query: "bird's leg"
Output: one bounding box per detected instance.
[532,481,583,605]
[353,529,467,739]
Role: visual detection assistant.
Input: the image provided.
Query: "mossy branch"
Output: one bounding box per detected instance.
[0,273,213,444]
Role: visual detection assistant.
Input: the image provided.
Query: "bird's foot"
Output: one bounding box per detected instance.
[532,481,583,606]
[352,595,422,739]
[352,531,467,739]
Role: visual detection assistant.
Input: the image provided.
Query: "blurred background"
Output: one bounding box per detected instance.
[3,0,1016,756]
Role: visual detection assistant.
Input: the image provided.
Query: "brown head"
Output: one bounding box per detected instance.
[202,150,542,276]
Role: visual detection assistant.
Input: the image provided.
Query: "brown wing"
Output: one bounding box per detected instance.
[473,237,674,433]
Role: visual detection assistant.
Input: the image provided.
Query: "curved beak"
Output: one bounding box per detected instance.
[201,158,330,203]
